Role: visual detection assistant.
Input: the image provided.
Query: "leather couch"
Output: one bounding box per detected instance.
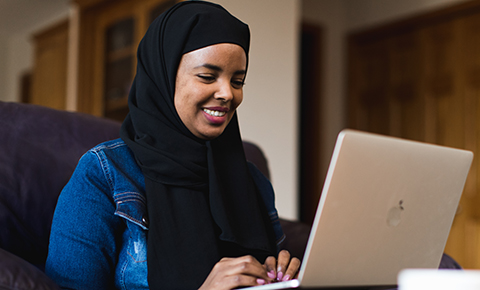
[0,101,460,290]
[0,101,121,289]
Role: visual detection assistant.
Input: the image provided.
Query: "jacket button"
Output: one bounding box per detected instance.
[142,216,149,227]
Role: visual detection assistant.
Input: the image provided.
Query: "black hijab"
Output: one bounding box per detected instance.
[119,1,277,289]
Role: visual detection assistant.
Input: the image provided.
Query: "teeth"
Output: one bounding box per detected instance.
[204,109,226,117]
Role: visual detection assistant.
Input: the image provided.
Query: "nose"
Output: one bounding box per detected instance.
[214,80,234,103]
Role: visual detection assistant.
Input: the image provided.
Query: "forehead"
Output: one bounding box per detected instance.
[179,43,247,70]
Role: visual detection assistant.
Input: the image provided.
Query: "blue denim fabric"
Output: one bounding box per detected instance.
[46,139,284,290]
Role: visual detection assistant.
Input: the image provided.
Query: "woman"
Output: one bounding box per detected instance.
[46,1,300,289]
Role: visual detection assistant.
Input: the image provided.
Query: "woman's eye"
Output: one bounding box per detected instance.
[231,80,245,89]
[198,75,215,82]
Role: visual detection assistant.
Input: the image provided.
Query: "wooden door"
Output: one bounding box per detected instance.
[348,1,480,269]
[299,23,323,225]
[31,20,69,110]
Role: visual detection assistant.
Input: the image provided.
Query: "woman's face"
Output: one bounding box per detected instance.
[174,43,247,140]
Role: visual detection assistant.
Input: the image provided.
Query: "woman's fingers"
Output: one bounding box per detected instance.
[224,255,269,280]
[276,250,291,281]
[200,252,302,290]
[267,250,301,281]
[205,272,262,290]
[221,273,265,289]
[200,255,271,290]
[264,256,277,280]
[283,257,301,281]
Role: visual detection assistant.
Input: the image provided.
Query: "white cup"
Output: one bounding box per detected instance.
[398,269,480,290]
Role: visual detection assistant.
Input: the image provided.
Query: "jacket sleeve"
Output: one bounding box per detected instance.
[46,151,124,290]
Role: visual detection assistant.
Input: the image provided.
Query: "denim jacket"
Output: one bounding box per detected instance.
[46,139,284,290]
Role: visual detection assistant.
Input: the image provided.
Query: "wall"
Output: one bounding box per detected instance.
[4,35,31,103]
[0,9,69,101]
[213,0,301,220]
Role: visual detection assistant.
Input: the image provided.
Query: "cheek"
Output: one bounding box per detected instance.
[233,92,244,109]
[173,90,192,127]
[174,79,196,118]
[174,78,185,114]
[173,92,183,117]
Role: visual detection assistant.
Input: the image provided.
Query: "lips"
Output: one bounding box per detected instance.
[202,107,229,124]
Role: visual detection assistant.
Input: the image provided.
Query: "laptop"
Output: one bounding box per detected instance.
[245,129,473,289]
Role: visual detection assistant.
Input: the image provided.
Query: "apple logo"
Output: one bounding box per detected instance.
[387,200,404,227]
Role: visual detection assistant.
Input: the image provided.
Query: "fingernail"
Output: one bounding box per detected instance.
[267,271,276,279]
[282,274,291,281]
[277,271,283,281]
[257,279,266,285]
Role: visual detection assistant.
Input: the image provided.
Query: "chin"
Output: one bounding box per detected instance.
[199,128,226,140]
[201,133,222,140]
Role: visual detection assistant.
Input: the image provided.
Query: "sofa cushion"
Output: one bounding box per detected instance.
[0,248,59,290]
[0,102,121,266]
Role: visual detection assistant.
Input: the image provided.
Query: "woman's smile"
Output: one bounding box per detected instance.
[202,107,229,124]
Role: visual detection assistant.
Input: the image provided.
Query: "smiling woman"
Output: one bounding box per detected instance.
[45,1,300,290]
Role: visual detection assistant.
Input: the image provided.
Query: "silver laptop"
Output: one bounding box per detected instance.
[246,129,473,290]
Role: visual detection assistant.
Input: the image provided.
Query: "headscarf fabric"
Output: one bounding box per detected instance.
[119,1,277,289]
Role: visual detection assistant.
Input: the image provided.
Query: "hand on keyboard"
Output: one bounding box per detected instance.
[264,250,301,283]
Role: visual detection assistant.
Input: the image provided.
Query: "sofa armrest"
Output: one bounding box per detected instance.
[0,248,59,290]
[279,218,311,260]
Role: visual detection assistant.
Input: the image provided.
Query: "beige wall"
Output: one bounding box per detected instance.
[5,35,31,103]
[213,0,301,219]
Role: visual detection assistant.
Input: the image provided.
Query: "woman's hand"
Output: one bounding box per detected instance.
[264,250,301,282]
[199,255,272,290]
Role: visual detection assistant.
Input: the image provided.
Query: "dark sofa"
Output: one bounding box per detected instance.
[0,101,122,289]
[0,101,461,289]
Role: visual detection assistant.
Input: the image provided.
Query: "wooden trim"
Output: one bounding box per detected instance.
[76,5,98,114]
[19,71,32,103]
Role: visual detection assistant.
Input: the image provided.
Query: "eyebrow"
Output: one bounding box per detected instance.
[195,63,246,75]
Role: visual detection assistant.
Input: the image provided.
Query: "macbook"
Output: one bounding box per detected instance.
[245,129,473,289]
